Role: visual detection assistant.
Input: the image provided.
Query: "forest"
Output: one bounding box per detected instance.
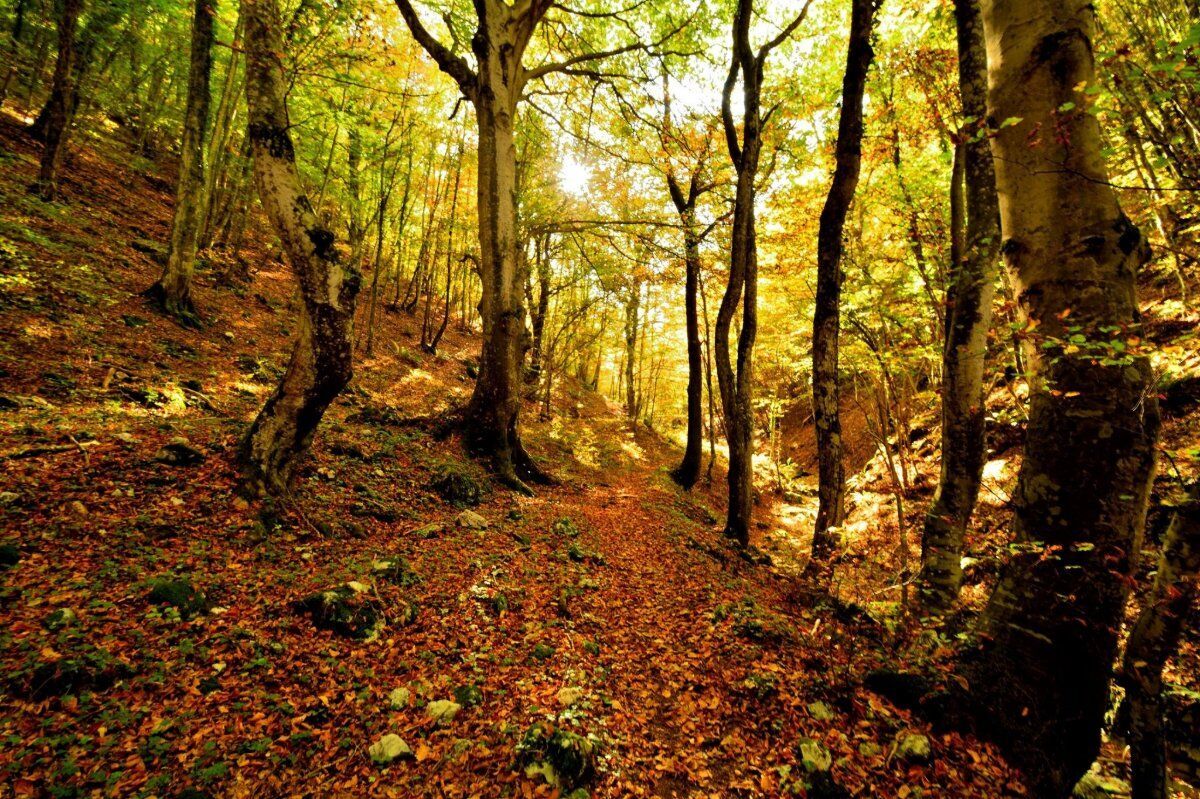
[0,0,1197,796]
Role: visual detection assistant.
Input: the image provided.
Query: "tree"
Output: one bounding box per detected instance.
[916,0,1001,611]
[1120,482,1200,799]
[809,0,880,572]
[716,0,811,546]
[29,0,83,201]
[392,0,665,492]
[954,0,1160,792]
[147,0,217,324]
[239,0,362,494]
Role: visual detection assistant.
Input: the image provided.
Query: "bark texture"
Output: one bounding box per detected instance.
[149,0,216,323]
[957,0,1160,793]
[1119,484,1200,799]
[239,0,361,495]
[809,0,878,571]
[29,0,82,201]
[917,0,1000,611]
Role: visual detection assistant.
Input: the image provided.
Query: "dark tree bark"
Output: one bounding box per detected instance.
[671,202,704,490]
[148,0,217,324]
[1119,483,1199,799]
[809,0,879,574]
[716,0,812,546]
[527,232,551,384]
[29,0,82,201]
[239,0,361,495]
[917,0,1001,612]
[951,0,1161,793]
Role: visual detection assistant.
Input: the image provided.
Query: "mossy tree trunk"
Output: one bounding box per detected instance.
[148,0,216,324]
[239,0,361,495]
[917,0,1001,612]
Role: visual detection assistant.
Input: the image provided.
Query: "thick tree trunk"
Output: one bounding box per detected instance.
[1119,484,1199,799]
[954,0,1160,793]
[809,0,878,573]
[917,0,1000,612]
[29,0,82,201]
[239,0,360,495]
[148,0,216,324]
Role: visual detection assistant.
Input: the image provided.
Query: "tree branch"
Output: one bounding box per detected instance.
[391,0,477,95]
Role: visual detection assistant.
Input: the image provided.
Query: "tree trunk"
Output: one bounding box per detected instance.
[955,0,1160,792]
[1120,484,1200,799]
[29,0,82,201]
[809,0,878,573]
[624,281,640,420]
[917,0,1000,612]
[239,0,361,495]
[148,0,216,324]
[670,185,704,491]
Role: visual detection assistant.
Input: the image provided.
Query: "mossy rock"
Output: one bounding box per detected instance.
[372,556,421,587]
[722,597,794,643]
[516,722,599,791]
[431,464,488,508]
[23,646,133,699]
[0,541,19,570]
[295,583,385,641]
[453,683,484,707]
[147,577,210,620]
[551,517,580,538]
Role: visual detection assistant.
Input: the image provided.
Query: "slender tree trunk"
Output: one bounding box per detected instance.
[528,233,551,384]
[917,0,1001,612]
[624,282,640,420]
[29,0,82,201]
[671,195,704,490]
[809,0,879,573]
[953,0,1160,792]
[148,0,216,324]
[1119,484,1200,799]
[239,0,361,495]
[0,0,29,108]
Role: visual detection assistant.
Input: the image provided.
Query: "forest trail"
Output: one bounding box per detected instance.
[0,115,1034,797]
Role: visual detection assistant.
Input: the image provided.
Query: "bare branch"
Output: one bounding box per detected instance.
[392,0,477,95]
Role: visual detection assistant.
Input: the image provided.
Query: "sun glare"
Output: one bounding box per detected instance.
[559,155,591,196]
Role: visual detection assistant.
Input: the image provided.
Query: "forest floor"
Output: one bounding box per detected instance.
[0,114,1196,799]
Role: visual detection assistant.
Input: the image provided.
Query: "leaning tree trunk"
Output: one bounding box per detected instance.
[809,0,878,574]
[239,0,360,495]
[917,0,1000,612]
[29,0,82,201]
[148,0,216,324]
[1119,484,1200,799]
[955,0,1160,793]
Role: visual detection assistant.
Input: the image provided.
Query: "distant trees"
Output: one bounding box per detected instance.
[239,0,361,494]
[148,0,216,324]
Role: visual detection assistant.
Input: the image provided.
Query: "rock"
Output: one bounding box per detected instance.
[516,722,598,791]
[0,542,20,570]
[25,645,133,699]
[0,491,21,506]
[43,608,77,631]
[388,687,411,709]
[413,523,443,539]
[131,237,168,264]
[369,733,413,765]
[425,699,461,723]
[294,583,384,641]
[1072,772,1131,798]
[372,556,421,587]
[454,683,484,707]
[531,643,555,661]
[557,687,585,707]
[431,464,487,507]
[895,732,932,762]
[808,701,835,722]
[551,517,580,537]
[858,741,882,757]
[797,738,832,773]
[155,438,205,467]
[69,500,88,516]
[456,510,488,529]
[113,432,138,444]
[147,577,209,620]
